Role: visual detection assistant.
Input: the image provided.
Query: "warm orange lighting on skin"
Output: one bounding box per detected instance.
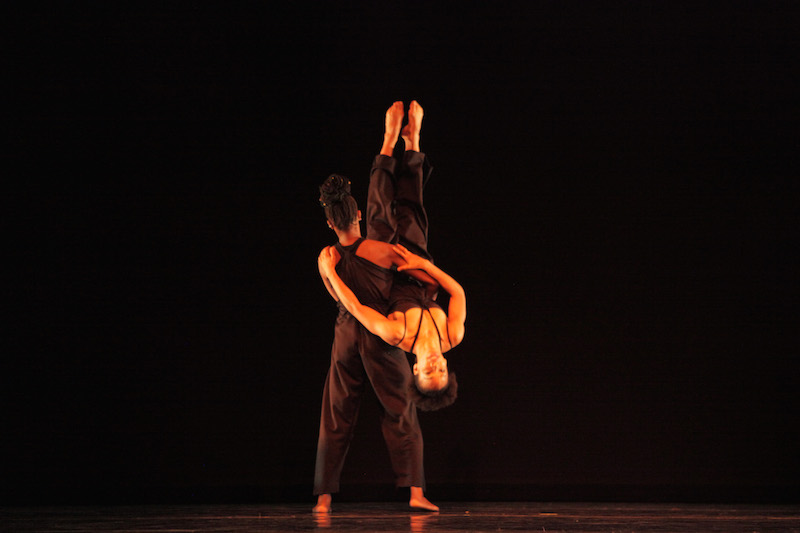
[413,352,449,392]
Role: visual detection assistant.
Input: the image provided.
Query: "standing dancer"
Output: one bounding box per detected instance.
[313,103,438,513]
[319,101,466,411]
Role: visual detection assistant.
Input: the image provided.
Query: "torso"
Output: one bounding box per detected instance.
[389,301,452,354]
[334,238,394,314]
[335,236,450,352]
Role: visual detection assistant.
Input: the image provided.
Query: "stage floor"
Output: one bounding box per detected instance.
[3,502,799,532]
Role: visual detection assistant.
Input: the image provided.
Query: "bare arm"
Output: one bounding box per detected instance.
[318,247,405,345]
[389,251,439,296]
[394,245,466,347]
[357,239,439,295]
[318,247,339,302]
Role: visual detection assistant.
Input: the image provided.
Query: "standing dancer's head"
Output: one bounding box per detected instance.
[319,174,361,233]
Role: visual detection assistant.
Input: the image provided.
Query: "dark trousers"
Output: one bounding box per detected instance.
[367,151,433,261]
[313,305,425,494]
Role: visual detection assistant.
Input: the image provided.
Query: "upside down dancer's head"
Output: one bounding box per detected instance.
[410,350,458,411]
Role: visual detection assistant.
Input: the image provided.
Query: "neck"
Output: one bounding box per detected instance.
[412,334,440,357]
[335,224,362,246]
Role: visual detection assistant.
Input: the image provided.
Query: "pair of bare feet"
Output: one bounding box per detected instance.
[381,100,423,157]
[313,486,439,513]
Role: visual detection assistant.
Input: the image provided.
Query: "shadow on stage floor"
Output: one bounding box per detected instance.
[3,502,800,532]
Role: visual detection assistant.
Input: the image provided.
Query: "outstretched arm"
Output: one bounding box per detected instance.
[394,245,466,347]
[317,247,405,345]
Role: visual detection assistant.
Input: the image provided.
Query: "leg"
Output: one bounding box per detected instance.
[367,103,403,243]
[394,102,433,261]
[360,330,437,510]
[381,101,404,157]
[313,311,366,509]
[394,151,432,260]
[366,154,399,244]
[401,100,423,153]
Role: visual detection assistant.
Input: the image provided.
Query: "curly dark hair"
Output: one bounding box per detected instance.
[408,372,458,411]
[319,174,359,230]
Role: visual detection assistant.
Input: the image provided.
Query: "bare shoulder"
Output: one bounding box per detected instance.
[383,311,409,347]
[356,239,395,268]
[359,239,393,253]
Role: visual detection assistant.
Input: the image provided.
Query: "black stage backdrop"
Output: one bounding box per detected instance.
[6,3,798,504]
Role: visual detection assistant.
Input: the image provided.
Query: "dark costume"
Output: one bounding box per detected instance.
[366,151,449,345]
[313,238,425,495]
[367,151,433,262]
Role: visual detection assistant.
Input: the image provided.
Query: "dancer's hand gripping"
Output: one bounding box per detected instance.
[393,244,431,273]
[318,246,341,278]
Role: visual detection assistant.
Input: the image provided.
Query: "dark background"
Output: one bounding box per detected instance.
[6,3,798,505]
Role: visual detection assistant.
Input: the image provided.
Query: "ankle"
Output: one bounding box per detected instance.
[403,135,420,152]
[381,136,397,156]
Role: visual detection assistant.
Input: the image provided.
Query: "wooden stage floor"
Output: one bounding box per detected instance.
[2,502,799,532]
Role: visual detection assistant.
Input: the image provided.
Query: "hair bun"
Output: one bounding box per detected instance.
[319,174,352,207]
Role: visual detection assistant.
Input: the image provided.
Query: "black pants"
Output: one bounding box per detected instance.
[313,304,425,494]
[367,151,433,261]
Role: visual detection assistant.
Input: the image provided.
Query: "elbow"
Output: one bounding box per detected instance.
[455,286,466,301]
[452,324,466,347]
[378,324,403,347]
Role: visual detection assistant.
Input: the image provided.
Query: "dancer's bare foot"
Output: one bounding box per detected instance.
[312,493,331,513]
[409,486,439,511]
[402,100,423,152]
[381,101,405,156]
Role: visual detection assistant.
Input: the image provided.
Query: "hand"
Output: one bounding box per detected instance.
[393,244,429,272]
[318,246,341,276]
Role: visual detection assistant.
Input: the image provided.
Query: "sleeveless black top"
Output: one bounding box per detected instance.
[334,238,393,315]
